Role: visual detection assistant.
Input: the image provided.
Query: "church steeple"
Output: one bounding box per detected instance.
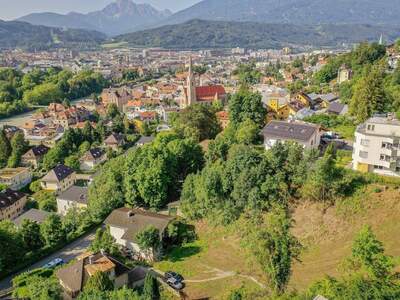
[187,57,197,106]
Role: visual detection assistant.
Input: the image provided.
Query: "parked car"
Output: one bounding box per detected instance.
[43,258,64,269]
[165,271,184,290]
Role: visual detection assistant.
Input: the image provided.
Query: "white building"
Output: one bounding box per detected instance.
[262,120,321,150]
[352,114,400,177]
[56,186,88,216]
[0,167,32,190]
[41,165,76,192]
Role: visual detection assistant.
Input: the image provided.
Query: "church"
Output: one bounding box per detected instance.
[180,57,227,108]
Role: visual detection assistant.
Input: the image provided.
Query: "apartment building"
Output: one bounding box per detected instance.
[0,167,32,190]
[0,189,27,221]
[352,114,400,177]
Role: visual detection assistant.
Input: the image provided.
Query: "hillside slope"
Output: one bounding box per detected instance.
[162,0,399,26]
[0,20,106,50]
[114,19,399,49]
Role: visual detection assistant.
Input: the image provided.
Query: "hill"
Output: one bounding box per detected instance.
[162,0,400,26]
[0,20,106,50]
[113,19,400,49]
[18,0,172,36]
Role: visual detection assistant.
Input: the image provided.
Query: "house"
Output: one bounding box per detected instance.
[262,120,321,150]
[101,88,132,111]
[56,251,147,299]
[41,165,76,193]
[21,145,50,168]
[79,148,106,171]
[352,114,400,176]
[104,133,125,150]
[0,189,27,221]
[12,208,50,227]
[327,102,349,116]
[57,186,88,216]
[136,136,155,147]
[0,167,32,190]
[337,65,352,84]
[105,208,174,261]
[294,93,312,108]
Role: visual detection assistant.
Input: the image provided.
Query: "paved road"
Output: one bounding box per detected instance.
[0,230,96,291]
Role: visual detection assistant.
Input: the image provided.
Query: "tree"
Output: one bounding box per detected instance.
[0,220,24,273]
[7,131,28,168]
[65,154,80,172]
[136,226,160,260]
[142,273,160,300]
[20,219,43,251]
[235,119,260,145]
[106,103,120,119]
[0,129,11,168]
[228,88,266,127]
[84,271,114,293]
[40,214,65,247]
[347,225,394,278]
[33,191,57,212]
[90,227,119,256]
[240,207,301,294]
[26,276,61,300]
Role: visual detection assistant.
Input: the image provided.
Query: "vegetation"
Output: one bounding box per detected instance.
[143,273,160,300]
[0,67,107,118]
[84,271,114,293]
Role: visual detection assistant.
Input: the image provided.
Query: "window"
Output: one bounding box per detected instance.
[380,154,391,162]
[359,151,368,159]
[382,142,392,149]
[374,165,384,170]
[360,139,370,146]
[367,124,375,131]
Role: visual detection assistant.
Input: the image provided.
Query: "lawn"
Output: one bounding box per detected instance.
[154,222,267,299]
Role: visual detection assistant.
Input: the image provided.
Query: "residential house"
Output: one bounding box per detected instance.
[79,148,106,171]
[101,88,132,111]
[337,65,352,84]
[136,136,155,147]
[352,114,400,176]
[0,167,32,190]
[57,186,88,216]
[0,189,27,221]
[105,208,174,261]
[327,102,349,116]
[13,208,50,227]
[21,145,50,168]
[104,133,125,150]
[262,120,321,150]
[56,251,147,299]
[41,165,76,192]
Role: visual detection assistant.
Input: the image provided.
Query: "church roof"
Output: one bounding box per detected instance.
[196,85,226,100]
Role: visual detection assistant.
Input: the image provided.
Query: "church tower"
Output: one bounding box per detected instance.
[187,57,197,106]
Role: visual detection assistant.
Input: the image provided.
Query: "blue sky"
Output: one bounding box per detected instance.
[0,0,199,20]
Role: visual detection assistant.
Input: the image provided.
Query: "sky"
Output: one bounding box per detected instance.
[0,0,200,20]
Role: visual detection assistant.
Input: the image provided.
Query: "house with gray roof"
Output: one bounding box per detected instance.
[262,120,321,150]
[105,208,174,261]
[41,165,76,193]
[56,186,88,216]
[79,148,106,171]
[13,208,50,227]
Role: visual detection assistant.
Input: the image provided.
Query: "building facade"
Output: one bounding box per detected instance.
[352,115,400,177]
[0,189,27,221]
[0,167,32,190]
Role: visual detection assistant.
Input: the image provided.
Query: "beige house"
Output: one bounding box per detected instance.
[41,165,76,193]
[56,186,88,216]
[262,120,321,150]
[353,114,400,176]
[79,148,106,171]
[0,167,32,190]
[104,133,125,151]
[0,189,27,221]
[56,251,147,299]
[105,208,174,261]
[21,145,49,169]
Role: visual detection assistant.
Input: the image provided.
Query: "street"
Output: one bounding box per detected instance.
[0,230,96,291]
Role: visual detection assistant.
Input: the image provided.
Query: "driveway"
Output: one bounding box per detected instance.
[0,230,96,291]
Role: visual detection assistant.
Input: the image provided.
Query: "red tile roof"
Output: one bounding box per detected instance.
[196,85,226,99]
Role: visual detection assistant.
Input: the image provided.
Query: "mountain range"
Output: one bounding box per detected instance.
[114,19,398,50]
[0,20,106,50]
[18,0,172,36]
[16,0,400,37]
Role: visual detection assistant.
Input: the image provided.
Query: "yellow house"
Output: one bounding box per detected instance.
[267,99,291,120]
[41,165,76,193]
[294,93,312,108]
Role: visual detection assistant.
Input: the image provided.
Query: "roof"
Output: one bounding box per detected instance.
[13,208,50,226]
[328,102,347,114]
[262,121,320,143]
[56,252,131,293]
[81,148,105,162]
[196,85,226,99]
[57,186,88,205]
[0,189,26,209]
[0,167,30,179]
[104,133,125,144]
[42,165,74,183]
[136,136,154,145]
[105,208,174,243]
[30,145,49,157]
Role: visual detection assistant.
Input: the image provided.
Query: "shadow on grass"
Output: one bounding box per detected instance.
[165,245,202,263]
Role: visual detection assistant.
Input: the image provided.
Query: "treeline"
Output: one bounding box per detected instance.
[314,42,400,122]
[0,67,108,118]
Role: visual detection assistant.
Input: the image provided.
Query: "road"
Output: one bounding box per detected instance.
[0,230,96,291]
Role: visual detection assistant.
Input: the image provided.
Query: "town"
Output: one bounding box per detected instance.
[1,3,400,299]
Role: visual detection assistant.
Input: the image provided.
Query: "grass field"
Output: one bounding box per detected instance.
[156,181,400,299]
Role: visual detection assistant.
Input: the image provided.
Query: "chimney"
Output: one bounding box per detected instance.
[127,211,135,218]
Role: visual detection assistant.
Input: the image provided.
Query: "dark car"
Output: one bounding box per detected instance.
[165,271,184,290]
